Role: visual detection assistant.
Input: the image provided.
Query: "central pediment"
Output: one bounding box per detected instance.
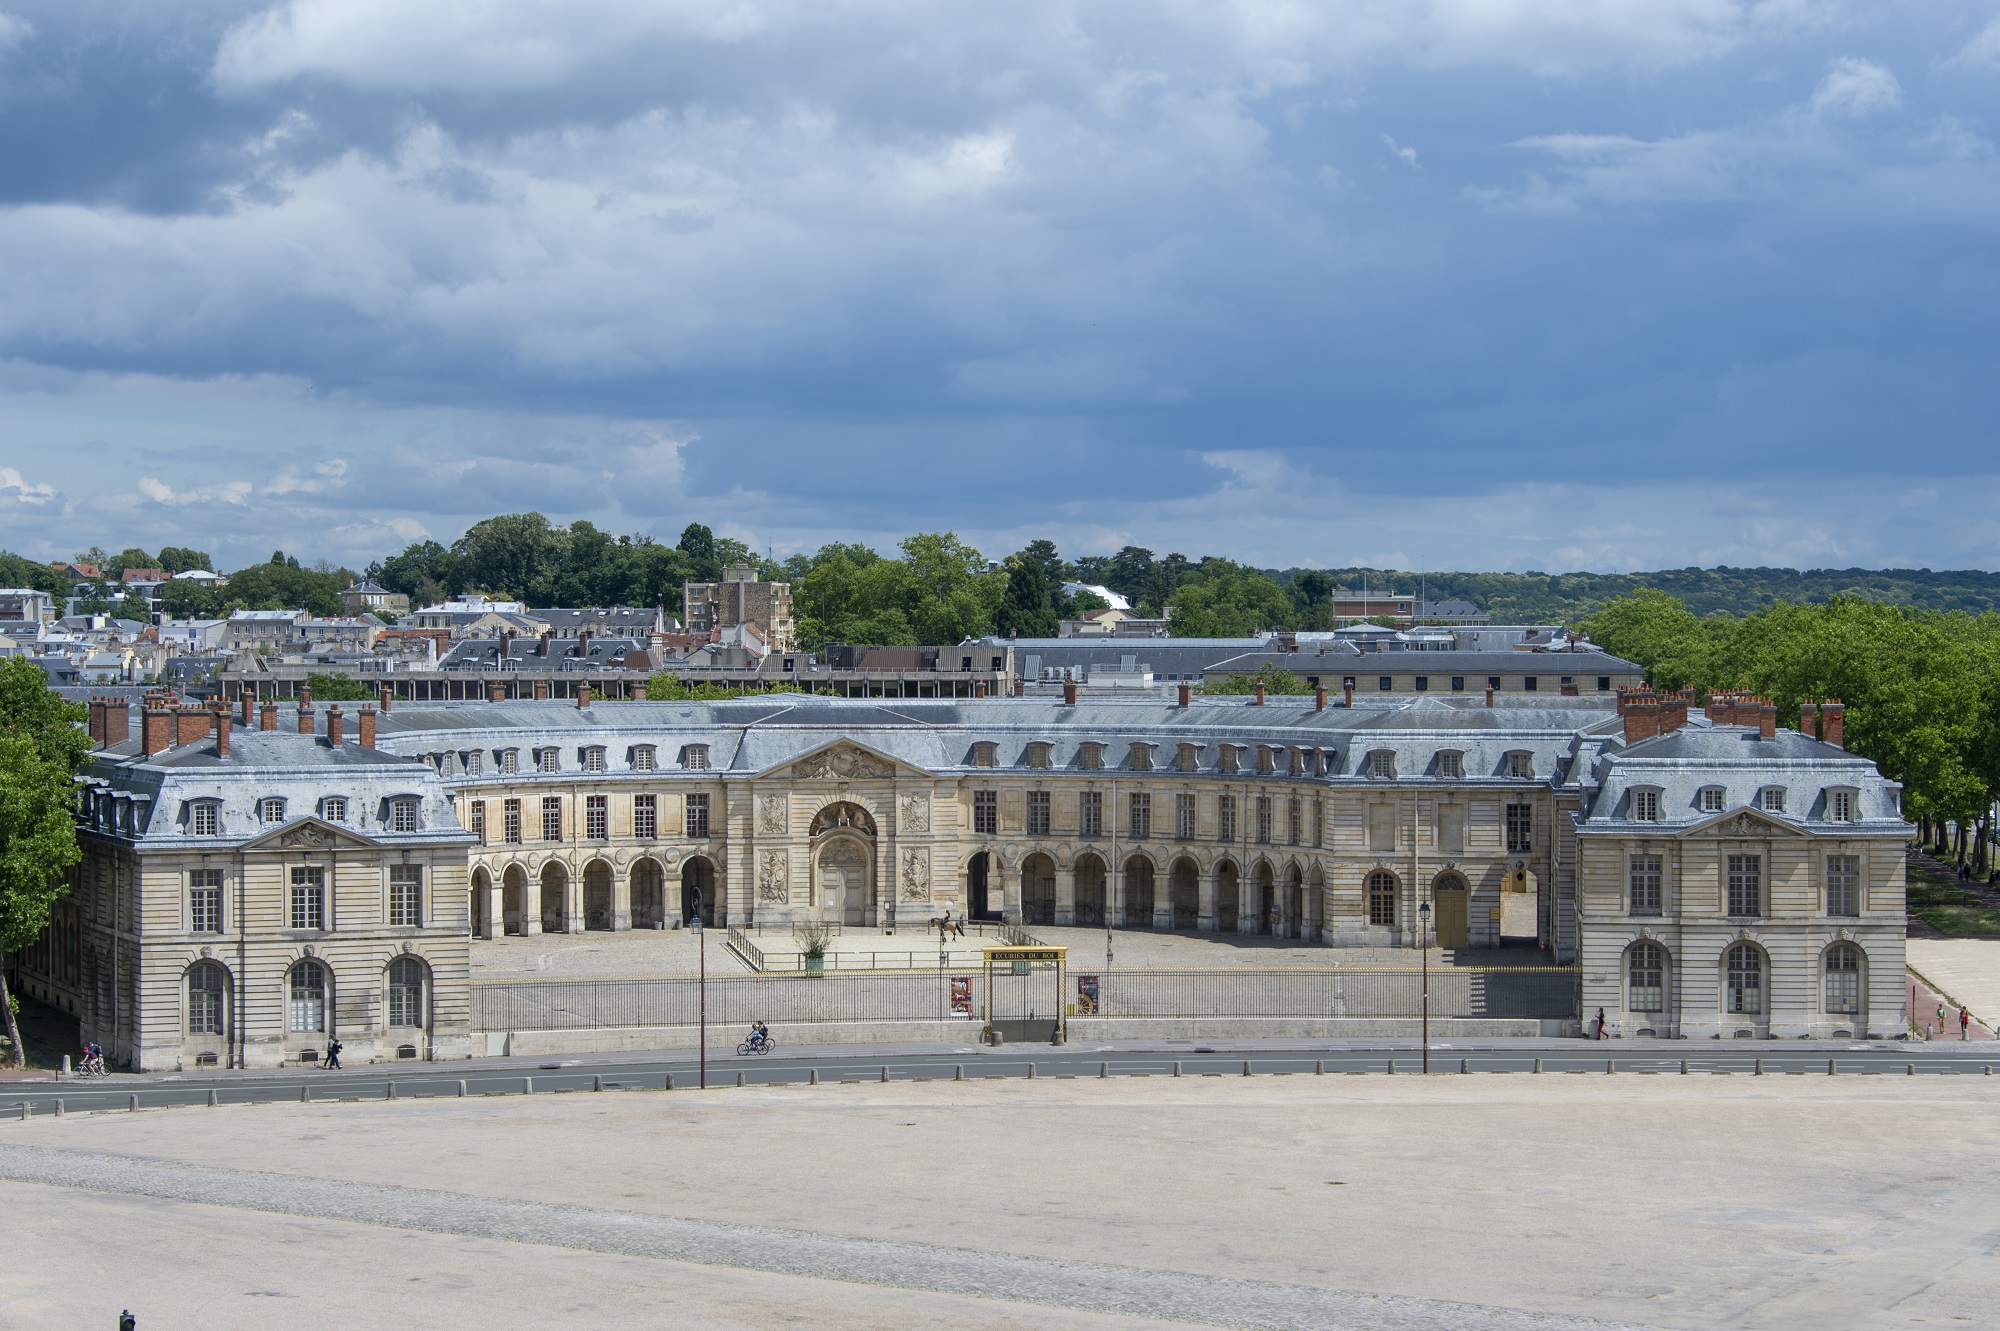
[1680,806,1806,839]
[241,816,380,851]
[765,740,917,781]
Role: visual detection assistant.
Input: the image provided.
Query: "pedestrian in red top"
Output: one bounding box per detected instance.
[1961,1006,1973,1040]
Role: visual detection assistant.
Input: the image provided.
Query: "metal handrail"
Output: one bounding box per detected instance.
[725,927,765,972]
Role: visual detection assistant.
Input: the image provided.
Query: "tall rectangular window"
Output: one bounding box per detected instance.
[542,796,563,842]
[634,794,657,840]
[389,797,420,833]
[686,793,710,839]
[973,790,997,835]
[1288,797,1302,845]
[1629,854,1663,916]
[1079,791,1102,838]
[189,802,218,836]
[469,800,487,843]
[1027,790,1051,837]
[1829,790,1854,822]
[1128,792,1151,840]
[1826,854,1861,916]
[585,794,608,840]
[1313,797,1323,847]
[583,746,606,773]
[632,745,656,772]
[1218,795,1236,842]
[1727,854,1762,917]
[538,748,560,774]
[1255,796,1271,844]
[1176,793,1196,840]
[1505,804,1533,853]
[500,749,520,774]
[389,864,423,927]
[504,798,522,844]
[259,797,287,825]
[289,867,325,930]
[683,745,709,770]
[1632,790,1660,822]
[189,869,223,933]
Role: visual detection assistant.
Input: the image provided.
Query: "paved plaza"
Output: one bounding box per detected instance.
[4,1073,1995,1329]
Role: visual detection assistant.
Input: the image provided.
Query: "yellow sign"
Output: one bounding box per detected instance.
[982,946,1067,964]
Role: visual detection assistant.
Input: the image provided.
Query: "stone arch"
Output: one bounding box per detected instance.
[815,833,874,926]
[538,861,570,934]
[630,856,667,930]
[1168,855,1200,930]
[470,866,492,937]
[1282,862,1305,939]
[184,958,232,1056]
[1430,869,1471,949]
[1122,854,1156,929]
[1820,939,1866,1024]
[809,801,878,837]
[583,858,615,931]
[386,954,431,1035]
[1252,860,1276,935]
[1722,940,1769,1027]
[1072,851,1107,927]
[681,855,718,926]
[501,862,528,935]
[1021,851,1058,926]
[1214,857,1241,933]
[1623,938,1671,1032]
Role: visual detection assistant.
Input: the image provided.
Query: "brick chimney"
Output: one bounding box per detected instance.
[538,631,551,657]
[379,684,392,713]
[358,705,376,749]
[101,700,129,748]
[1484,687,1494,708]
[576,682,592,709]
[974,680,988,698]
[1344,682,1354,708]
[1660,691,1687,736]
[214,708,231,758]
[142,705,172,757]
[1013,678,1025,697]
[1797,700,1818,740]
[1758,698,1776,739]
[297,704,315,736]
[87,698,107,746]
[1178,682,1192,707]
[1314,686,1327,711]
[1622,690,1661,745]
[260,700,278,731]
[632,679,648,701]
[326,704,343,747]
[1821,700,1844,748]
[1254,682,1265,706]
[487,680,505,703]
[174,707,210,748]
[239,693,254,727]
[533,679,550,700]
[1062,679,1077,706]
[298,682,313,710]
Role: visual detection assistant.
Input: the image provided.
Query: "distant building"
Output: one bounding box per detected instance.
[342,580,410,617]
[684,565,794,654]
[0,588,55,626]
[1061,581,1132,611]
[532,606,673,639]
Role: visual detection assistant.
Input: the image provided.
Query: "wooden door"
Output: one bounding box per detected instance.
[1434,886,1469,950]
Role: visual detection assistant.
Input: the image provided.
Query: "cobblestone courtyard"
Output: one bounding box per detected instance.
[4,1074,1995,1329]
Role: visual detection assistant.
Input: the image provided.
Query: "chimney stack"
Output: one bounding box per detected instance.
[1062,679,1077,706]
[379,684,392,713]
[1484,687,1494,708]
[1798,700,1818,740]
[1314,686,1327,711]
[174,707,210,748]
[1178,682,1192,707]
[214,708,231,758]
[297,704,315,736]
[487,680,506,703]
[1343,682,1354,708]
[1622,689,1661,745]
[142,705,172,757]
[1759,698,1776,739]
[298,682,313,710]
[576,682,592,709]
[326,704,343,747]
[358,705,376,749]
[1013,678,1025,697]
[260,700,278,731]
[533,679,550,701]
[1821,700,1844,748]
[632,680,648,701]
[87,698,107,746]
[1254,682,1265,706]
[240,693,254,727]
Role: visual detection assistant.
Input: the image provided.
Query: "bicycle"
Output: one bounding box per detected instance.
[73,1055,107,1078]
[736,1034,776,1056]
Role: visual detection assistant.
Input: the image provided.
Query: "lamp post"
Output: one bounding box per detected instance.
[691,885,706,1090]
[1418,899,1431,1074]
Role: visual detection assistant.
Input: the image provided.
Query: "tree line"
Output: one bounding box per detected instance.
[1583,590,2000,868]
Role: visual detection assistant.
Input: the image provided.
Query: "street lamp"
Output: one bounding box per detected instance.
[691,884,707,1090]
[1418,898,1431,1074]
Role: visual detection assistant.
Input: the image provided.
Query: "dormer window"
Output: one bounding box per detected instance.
[1632,789,1661,822]
[1077,743,1104,771]
[681,744,709,771]
[499,748,520,774]
[1367,751,1396,780]
[1504,752,1535,780]
[185,800,220,837]
[1760,787,1786,813]
[318,796,347,824]
[461,750,483,776]
[1288,748,1305,776]
[537,747,560,773]
[1127,742,1154,771]
[258,797,287,825]
[631,744,657,772]
[388,796,422,833]
[581,745,607,773]
[1257,746,1277,775]
[1827,789,1856,822]
[1175,743,1200,772]
[1434,751,1463,780]
[1024,742,1051,770]
[1217,744,1241,774]
[970,742,997,768]
[1699,786,1725,813]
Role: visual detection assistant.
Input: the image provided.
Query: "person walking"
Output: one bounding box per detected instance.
[1595,1007,1608,1040]
[323,1037,343,1070]
[1937,1003,1947,1039]
[1960,1006,1973,1040]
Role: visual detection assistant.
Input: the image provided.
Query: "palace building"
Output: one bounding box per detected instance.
[21,685,1910,1069]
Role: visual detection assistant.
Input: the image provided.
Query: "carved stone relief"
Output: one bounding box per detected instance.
[794,745,894,779]
[758,849,789,903]
[281,825,333,848]
[901,847,932,900]
[899,792,930,833]
[757,794,788,836]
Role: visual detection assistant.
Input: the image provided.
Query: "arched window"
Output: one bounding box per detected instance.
[288,960,329,1033]
[1824,944,1863,1015]
[1725,944,1763,1014]
[1627,943,1665,1012]
[1366,871,1397,927]
[388,957,429,1028]
[187,962,228,1035]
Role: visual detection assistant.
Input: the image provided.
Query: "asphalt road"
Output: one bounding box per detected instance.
[10,1040,1999,1115]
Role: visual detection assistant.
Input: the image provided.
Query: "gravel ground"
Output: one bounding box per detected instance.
[0,1143,1637,1331]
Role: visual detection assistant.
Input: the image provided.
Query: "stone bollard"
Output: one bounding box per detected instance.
[1753,1059,1763,1076]
[300,1085,310,1103]
[1679,1059,1688,1075]
[1027,1063,1037,1079]
[1533,1058,1542,1074]
[1099,1061,1109,1079]
[809,1068,819,1085]
[1460,1058,1469,1074]
[1175,1061,1183,1077]
[523,1076,533,1094]
[457,1081,468,1097]
[18,1102,28,1120]
[1907,1064,1916,1076]
[664,1073,675,1090]
[1605,1059,1615,1074]
[54,1100,64,1117]
[208,1089,219,1107]
[953,1065,963,1082]
[1828,1059,1837,1076]
[386,1082,397,1100]
[1242,1060,1252,1077]
[736,1071,745,1087]
[593,1074,603,1092]
[879,1066,890,1083]
[128,1094,139,1113]
[1386,1059,1395,1075]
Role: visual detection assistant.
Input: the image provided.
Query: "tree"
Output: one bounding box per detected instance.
[678,523,720,584]
[453,513,564,602]
[305,672,375,702]
[374,539,462,605]
[1291,570,1334,630]
[1199,662,1312,696]
[0,659,88,1066]
[155,546,212,574]
[995,555,1059,639]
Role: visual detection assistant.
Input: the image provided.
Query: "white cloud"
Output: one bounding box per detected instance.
[265,458,350,496]
[1948,17,2000,69]
[1807,56,1901,121]
[0,12,32,51]
[135,476,254,506]
[0,464,54,503]
[1380,133,1420,167]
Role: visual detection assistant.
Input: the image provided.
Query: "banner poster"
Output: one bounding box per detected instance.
[950,977,973,1017]
[1076,974,1100,1016]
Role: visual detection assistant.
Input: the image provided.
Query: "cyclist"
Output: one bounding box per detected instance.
[80,1042,105,1076]
[747,1021,770,1051]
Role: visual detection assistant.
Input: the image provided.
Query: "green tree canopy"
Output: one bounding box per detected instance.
[0,658,88,1065]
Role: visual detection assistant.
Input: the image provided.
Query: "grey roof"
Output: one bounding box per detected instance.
[1579,721,1905,832]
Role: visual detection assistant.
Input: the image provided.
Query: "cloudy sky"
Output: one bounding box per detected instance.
[1,1,1998,574]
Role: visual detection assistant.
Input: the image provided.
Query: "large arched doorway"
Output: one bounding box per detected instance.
[631,858,666,929]
[539,862,569,934]
[1123,857,1155,929]
[1283,865,1304,939]
[502,863,527,935]
[1169,857,1199,930]
[1500,867,1539,943]
[470,867,491,937]
[817,839,872,925]
[1432,871,1469,950]
[1022,853,1057,926]
[1253,862,1275,935]
[968,851,994,921]
[681,856,717,926]
[1215,860,1240,933]
[1073,854,1106,926]
[583,859,614,931]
